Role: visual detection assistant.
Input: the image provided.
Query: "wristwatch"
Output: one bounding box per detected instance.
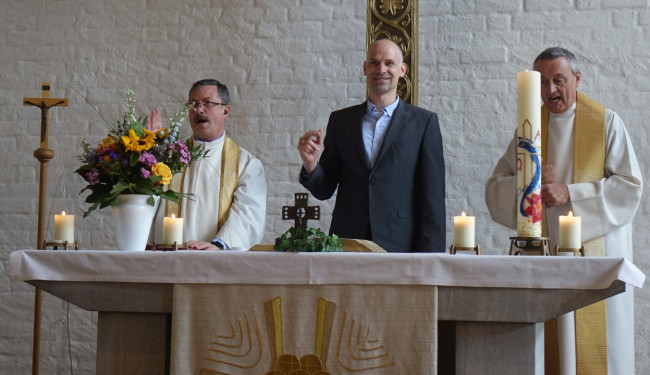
[210,239,225,249]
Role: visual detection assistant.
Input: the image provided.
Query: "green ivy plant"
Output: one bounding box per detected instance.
[274,226,343,252]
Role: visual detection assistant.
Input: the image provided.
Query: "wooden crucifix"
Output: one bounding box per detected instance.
[23,82,69,148]
[282,193,320,228]
[23,82,68,375]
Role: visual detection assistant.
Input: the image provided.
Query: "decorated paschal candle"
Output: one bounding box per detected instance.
[516,70,542,237]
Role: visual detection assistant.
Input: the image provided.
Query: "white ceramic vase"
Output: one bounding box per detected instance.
[112,194,159,251]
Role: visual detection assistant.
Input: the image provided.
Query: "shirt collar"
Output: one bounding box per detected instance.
[549,102,577,119]
[194,131,225,144]
[366,96,400,117]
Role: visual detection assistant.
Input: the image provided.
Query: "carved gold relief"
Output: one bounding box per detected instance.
[367,0,417,104]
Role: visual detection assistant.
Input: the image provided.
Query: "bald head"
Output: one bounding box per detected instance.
[367,39,404,64]
[363,39,407,107]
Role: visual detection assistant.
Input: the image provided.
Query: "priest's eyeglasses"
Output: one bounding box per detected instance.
[185,100,227,110]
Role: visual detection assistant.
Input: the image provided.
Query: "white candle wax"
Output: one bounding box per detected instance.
[453,212,475,248]
[516,69,542,237]
[54,211,75,243]
[559,211,581,249]
[163,214,183,245]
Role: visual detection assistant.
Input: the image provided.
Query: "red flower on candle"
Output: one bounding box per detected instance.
[525,193,543,223]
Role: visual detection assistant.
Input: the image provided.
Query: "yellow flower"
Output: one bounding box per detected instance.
[122,129,157,152]
[151,162,172,185]
[100,136,116,148]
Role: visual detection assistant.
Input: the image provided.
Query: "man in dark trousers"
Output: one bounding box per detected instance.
[297,38,445,253]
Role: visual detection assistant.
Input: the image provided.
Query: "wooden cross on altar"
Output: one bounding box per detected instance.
[23,82,69,148]
[282,193,320,228]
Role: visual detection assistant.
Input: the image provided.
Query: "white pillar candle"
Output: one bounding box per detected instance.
[453,211,475,248]
[54,211,75,243]
[516,70,542,237]
[163,214,183,245]
[559,211,581,249]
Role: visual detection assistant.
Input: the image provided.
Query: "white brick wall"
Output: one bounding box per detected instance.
[1,1,648,373]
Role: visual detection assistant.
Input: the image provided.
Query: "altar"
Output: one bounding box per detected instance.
[10,250,645,375]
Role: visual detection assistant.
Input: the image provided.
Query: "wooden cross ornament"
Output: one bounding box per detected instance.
[282,193,320,228]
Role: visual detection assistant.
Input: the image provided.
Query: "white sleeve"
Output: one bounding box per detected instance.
[568,110,643,241]
[485,131,519,230]
[216,153,267,249]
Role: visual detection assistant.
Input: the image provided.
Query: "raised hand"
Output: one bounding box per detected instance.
[145,108,163,132]
[297,129,323,174]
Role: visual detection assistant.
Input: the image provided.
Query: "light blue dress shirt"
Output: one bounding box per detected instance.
[362,97,399,168]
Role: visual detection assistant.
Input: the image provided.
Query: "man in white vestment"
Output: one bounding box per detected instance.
[485,47,642,374]
[148,79,266,250]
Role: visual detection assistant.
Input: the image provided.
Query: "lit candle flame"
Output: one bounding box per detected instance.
[61,211,67,216]
[171,213,176,219]
[461,211,466,217]
[568,211,573,217]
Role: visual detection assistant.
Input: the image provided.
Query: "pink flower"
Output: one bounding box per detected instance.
[171,140,191,165]
[140,167,151,178]
[86,169,99,185]
[139,152,157,168]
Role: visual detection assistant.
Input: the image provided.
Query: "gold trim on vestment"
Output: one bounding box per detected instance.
[541,92,608,374]
[165,136,240,235]
[218,136,239,233]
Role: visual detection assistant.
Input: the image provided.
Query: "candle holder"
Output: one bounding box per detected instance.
[553,245,585,257]
[449,244,481,255]
[150,242,186,251]
[509,236,550,256]
[42,239,79,250]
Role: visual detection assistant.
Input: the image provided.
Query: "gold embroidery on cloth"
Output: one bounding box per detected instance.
[541,92,608,375]
[218,136,239,233]
[199,296,401,374]
[165,137,239,235]
[336,312,395,371]
[202,312,263,369]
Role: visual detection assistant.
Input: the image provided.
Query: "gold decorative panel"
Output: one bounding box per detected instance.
[367,0,418,105]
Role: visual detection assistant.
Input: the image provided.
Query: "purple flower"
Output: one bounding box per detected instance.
[171,140,191,165]
[140,167,151,178]
[100,149,118,161]
[139,152,157,167]
[86,168,99,185]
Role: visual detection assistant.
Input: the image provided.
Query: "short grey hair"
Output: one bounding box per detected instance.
[189,79,230,105]
[533,47,579,76]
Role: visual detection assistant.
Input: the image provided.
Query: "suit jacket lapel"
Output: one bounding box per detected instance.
[351,101,371,169]
[373,100,408,168]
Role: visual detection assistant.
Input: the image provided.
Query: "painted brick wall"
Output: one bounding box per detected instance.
[1,1,648,373]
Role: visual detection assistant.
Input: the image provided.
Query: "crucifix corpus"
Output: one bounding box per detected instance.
[24,82,69,149]
[282,193,320,228]
[23,82,68,375]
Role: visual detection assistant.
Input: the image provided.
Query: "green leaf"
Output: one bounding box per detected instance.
[273,226,343,253]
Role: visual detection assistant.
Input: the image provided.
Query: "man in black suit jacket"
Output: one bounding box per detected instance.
[298,39,445,253]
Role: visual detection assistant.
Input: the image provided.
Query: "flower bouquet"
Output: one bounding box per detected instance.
[76,87,205,217]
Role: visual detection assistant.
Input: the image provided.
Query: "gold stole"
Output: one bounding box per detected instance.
[165,136,240,234]
[542,92,608,374]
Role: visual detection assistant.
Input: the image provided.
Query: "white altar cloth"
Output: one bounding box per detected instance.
[10,250,646,375]
[9,250,645,289]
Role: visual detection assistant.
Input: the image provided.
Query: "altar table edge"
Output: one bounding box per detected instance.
[9,250,645,290]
